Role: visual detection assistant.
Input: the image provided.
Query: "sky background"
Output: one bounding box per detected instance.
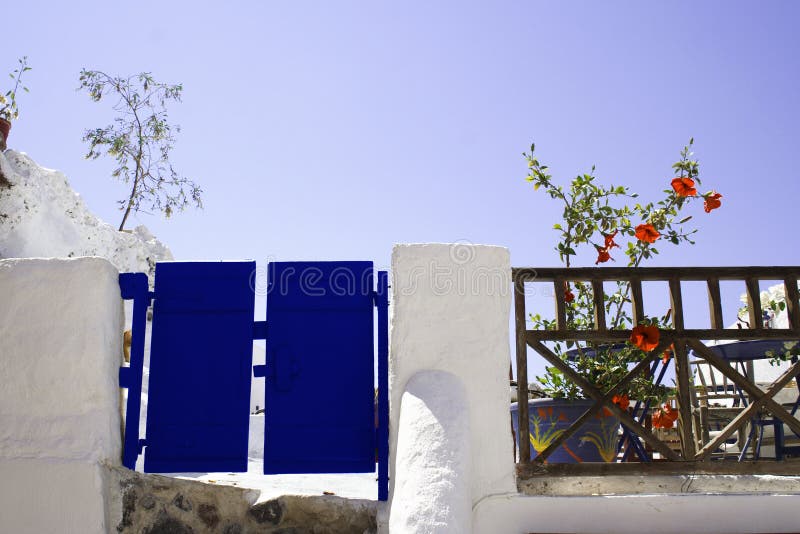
[5,1,800,375]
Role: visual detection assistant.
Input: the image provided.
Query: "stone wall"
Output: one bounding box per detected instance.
[109,465,377,534]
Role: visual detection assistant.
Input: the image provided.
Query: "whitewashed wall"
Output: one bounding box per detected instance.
[388,244,516,531]
[0,257,123,534]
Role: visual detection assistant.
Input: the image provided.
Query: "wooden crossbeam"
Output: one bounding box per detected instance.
[526,344,655,463]
[527,339,681,462]
[528,329,795,342]
[512,266,800,282]
[686,339,800,460]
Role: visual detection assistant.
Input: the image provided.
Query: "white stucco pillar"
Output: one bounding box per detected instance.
[388,244,516,531]
[0,258,123,534]
[390,371,472,533]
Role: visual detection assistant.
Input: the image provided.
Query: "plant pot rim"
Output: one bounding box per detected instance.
[510,397,602,409]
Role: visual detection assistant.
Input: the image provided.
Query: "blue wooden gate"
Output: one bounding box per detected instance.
[261,262,375,474]
[119,260,389,500]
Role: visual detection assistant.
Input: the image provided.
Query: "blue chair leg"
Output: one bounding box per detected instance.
[775,421,785,461]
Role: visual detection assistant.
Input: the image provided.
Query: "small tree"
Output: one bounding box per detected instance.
[79,70,202,231]
[0,56,32,122]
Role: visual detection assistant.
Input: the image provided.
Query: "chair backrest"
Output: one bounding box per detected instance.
[691,358,753,407]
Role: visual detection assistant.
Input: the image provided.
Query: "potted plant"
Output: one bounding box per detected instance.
[0,57,31,150]
[513,139,723,462]
[725,283,800,372]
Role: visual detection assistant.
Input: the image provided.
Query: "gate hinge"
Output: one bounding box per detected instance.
[253,364,268,378]
[372,289,389,308]
[253,321,267,340]
[137,439,147,453]
[119,367,132,389]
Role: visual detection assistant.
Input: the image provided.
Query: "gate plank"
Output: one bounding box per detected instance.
[264,261,375,474]
[144,261,256,473]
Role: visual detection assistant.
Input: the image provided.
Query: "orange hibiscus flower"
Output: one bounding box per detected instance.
[613,394,630,411]
[662,343,675,364]
[595,247,612,265]
[652,403,679,429]
[634,224,660,244]
[603,230,620,250]
[671,177,697,197]
[630,324,660,352]
[704,191,722,213]
[663,404,679,424]
[651,410,666,429]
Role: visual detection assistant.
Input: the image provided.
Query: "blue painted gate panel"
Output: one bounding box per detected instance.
[263,261,376,474]
[144,261,255,473]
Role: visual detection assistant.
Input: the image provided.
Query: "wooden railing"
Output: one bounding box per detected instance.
[513,266,800,466]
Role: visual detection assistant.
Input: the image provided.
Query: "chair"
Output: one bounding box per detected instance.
[691,344,800,461]
[691,357,755,460]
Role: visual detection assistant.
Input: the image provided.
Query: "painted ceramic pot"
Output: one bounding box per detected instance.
[510,398,621,463]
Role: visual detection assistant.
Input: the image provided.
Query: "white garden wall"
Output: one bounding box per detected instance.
[0,257,123,534]
[2,248,799,533]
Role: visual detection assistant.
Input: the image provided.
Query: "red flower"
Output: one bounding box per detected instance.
[704,191,722,213]
[664,405,679,427]
[652,410,665,429]
[630,325,660,352]
[594,232,620,265]
[564,286,575,303]
[595,247,612,265]
[634,224,660,244]
[653,403,679,429]
[613,394,630,411]
[603,230,620,250]
[662,344,675,364]
[671,177,697,197]
[653,405,679,429]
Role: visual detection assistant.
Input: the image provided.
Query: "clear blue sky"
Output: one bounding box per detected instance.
[6,1,800,332]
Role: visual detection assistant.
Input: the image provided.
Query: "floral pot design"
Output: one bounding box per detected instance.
[0,118,10,147]
[511,398,621,463]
